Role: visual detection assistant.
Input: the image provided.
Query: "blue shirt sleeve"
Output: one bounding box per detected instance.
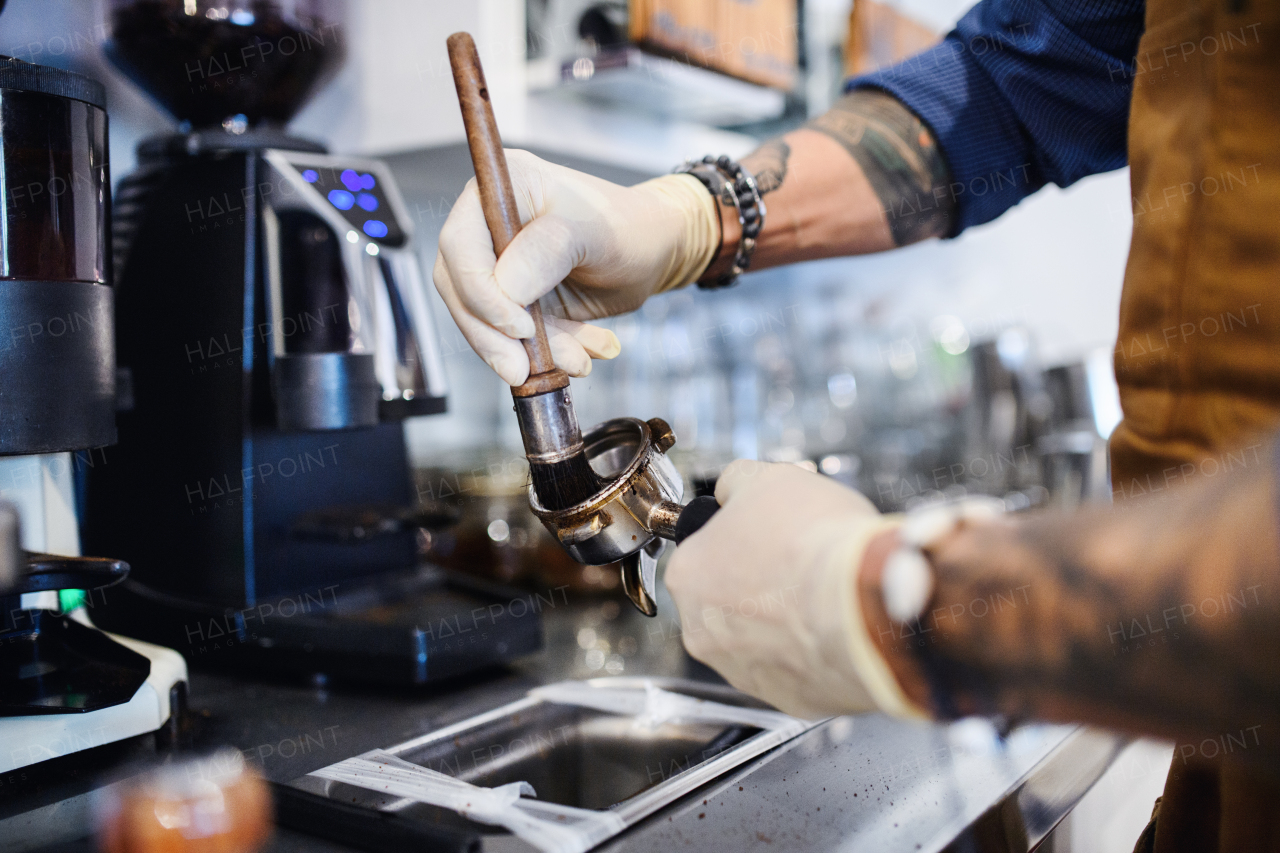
[849,0,1145,234]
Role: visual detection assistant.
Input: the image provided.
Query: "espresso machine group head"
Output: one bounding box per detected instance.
[86,0,540,684]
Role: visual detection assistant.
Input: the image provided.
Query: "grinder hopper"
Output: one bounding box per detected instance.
[105,0,345,130]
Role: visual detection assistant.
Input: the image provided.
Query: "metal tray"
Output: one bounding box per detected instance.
[283,677,814,852]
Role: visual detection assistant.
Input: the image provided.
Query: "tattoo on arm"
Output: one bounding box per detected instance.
[866,442,1280,767]
[744,138,790,195]
[806,89,955,245]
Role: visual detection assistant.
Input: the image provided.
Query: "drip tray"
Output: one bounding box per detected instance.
[281,678,815,852]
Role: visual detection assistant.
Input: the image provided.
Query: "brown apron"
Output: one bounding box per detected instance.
[1111,0,1280,848]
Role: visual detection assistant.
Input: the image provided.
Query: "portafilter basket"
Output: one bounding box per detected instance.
[528,416,719,616]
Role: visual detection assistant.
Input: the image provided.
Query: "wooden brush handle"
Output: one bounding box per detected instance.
[447,32,564,394]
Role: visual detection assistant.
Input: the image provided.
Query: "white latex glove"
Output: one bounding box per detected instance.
[665,460,925,720]
[433,149,720,385]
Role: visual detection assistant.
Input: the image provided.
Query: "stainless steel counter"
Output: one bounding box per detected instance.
[4,587,1121,853]
[178,591,1122,853]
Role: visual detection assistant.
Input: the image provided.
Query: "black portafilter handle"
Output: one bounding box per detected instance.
[673,495,721,544]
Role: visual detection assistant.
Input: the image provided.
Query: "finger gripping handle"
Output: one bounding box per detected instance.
[674,495,721,544]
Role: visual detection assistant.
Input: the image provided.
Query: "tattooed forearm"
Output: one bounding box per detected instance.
[708,88,952,274]
[806,89,954,245]
[861,441,1280,768]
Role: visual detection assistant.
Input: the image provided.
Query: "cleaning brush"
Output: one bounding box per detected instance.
[447,32,605,511]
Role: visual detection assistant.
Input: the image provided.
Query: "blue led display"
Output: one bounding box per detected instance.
[328,189,355,210]
[292,157,403,246]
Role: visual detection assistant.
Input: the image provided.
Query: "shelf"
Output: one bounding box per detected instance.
[542,46,787,127]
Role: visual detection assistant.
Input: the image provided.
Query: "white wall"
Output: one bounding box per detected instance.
[292,0,759,170]
[810,169,1131,366]
[292,0,529,154]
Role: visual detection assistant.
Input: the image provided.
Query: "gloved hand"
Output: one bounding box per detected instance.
[433,149,720,386]
[664,460,925,720]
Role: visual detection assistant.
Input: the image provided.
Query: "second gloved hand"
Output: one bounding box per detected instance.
[665,461,925,720]
[433,150,720,386]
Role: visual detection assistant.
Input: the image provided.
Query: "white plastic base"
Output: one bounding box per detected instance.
[1,624,188,774]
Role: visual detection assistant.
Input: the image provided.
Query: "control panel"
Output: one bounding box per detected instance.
[289,162,407,247]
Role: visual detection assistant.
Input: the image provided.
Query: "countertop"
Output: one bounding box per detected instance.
[7,588,1121,853]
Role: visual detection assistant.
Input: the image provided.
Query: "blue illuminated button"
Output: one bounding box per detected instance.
[363,219,389,239]
[340,169,362,192]
[360,173,376,190]
[357,193,379,211]
[301,169,318,183]
[328,189,355,210]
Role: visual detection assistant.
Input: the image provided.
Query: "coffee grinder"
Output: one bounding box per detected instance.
[0,55,187,782]
[86,0,541,685]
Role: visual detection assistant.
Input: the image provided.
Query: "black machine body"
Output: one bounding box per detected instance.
[85,135,540,684]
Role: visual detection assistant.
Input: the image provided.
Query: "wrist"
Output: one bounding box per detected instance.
[674,156,763,288]
[636,174,721,295]
[700,194,742,283]
[834,516,930,720]
[856,527,937,716]
[859,499,1016,722]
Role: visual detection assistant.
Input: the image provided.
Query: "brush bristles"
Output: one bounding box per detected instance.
[529,452,605,511]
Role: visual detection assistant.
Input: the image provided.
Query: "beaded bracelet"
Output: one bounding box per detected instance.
[674,154,766,289]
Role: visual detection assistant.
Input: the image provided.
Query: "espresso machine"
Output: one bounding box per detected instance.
[86,0,540,684]
[0,55,187,782]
